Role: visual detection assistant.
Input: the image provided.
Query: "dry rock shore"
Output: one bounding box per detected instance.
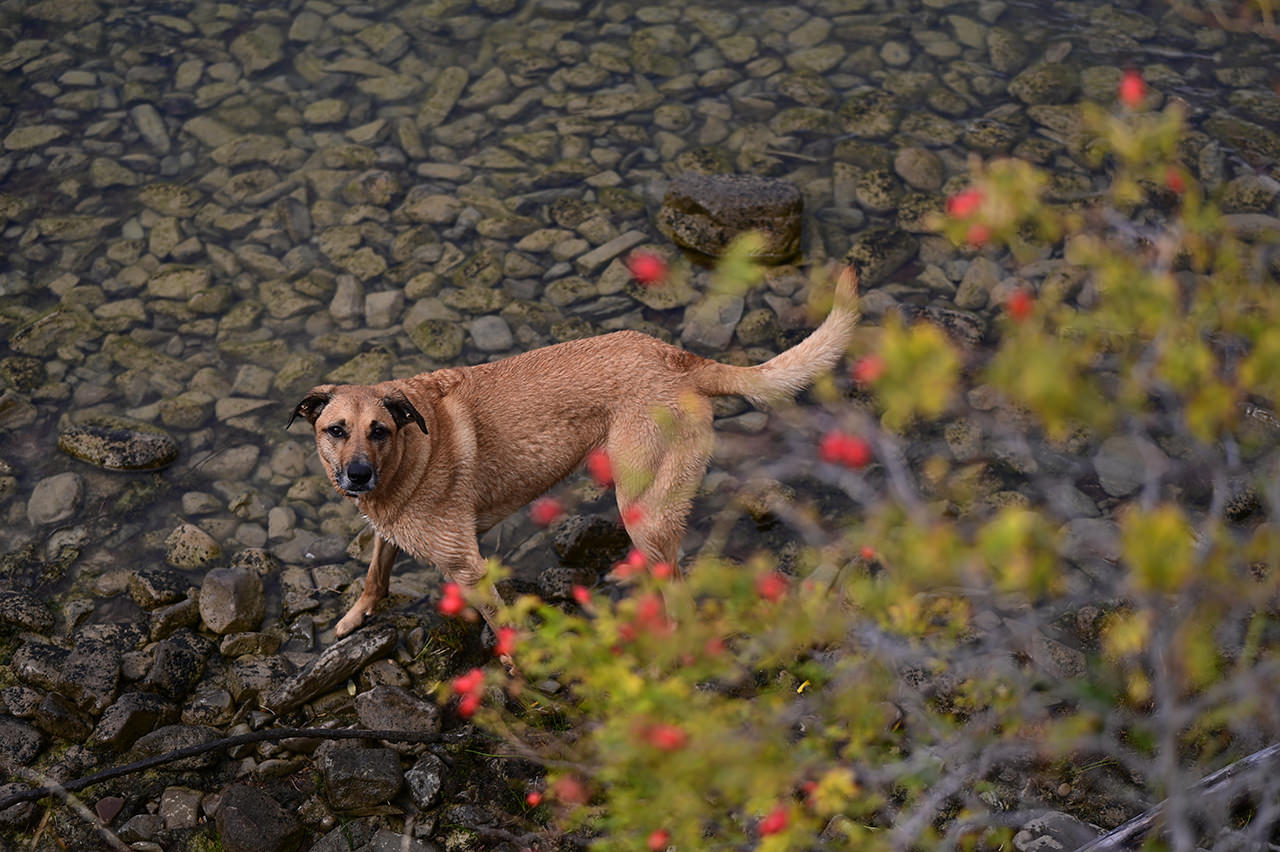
[0,0,1278,849]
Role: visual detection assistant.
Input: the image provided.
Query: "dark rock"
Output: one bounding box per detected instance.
[405,753,447,809]
[657,173,802,263]
[215,784,304,852]
[0,782,36,826]
[230,547,282,576]
[355,684,442,734]
[0,716,45,766]
[551,514,630,574]
[75,622,149,655]
[199,565,266,634]
[118,813,163,841]
[57,414,179,471]
[0,590,54,632]
[12,641,69,691]
[537,562,600,601]
[262,624,398,713]
[321,747,404,809]
[57,638,121,715]
[128,566,190,610]
[150,597,201,640]
[34,692,93,740]
[130,724,221,770]
[310,820,376,852]
[369,829,438,852]
[95,795,124,825]
[227,655,296,703]
[844,226,919,287]
[1,685,41,717]
[87,692,178,751]
[140,630,210,700]
[899,304,987,347]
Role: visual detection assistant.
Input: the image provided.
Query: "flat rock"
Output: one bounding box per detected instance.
[322,747,404,809]
[0,717,44,767]
[199,566,265,634]
[355,684,442,734]
[58,415,179,471]
[0,591,54,632]
[87,692,178,751]
[26,472,83,526]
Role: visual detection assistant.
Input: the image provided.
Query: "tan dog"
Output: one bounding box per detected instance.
[290,266,859,640]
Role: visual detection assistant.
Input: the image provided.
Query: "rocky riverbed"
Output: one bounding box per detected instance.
[1,0,1279,849]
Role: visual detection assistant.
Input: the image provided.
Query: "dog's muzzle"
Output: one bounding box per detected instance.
[338,459,377,495]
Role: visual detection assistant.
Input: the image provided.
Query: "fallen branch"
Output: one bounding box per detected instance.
[1073,742,1280,851]
[0,726,445,812]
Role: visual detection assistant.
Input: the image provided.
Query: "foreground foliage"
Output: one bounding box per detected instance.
[461,77,1280,850]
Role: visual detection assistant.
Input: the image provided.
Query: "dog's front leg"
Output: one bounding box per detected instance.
[335,535,398,637]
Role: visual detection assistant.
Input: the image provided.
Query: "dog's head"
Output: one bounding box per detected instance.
[289,384,428,497]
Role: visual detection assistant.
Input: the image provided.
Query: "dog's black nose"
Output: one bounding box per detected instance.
[346,460,373,487]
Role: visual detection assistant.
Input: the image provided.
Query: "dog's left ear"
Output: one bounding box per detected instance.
[288,388,333,430]
[381,393,428,434]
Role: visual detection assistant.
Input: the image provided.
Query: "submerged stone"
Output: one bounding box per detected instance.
[58,415,179,471]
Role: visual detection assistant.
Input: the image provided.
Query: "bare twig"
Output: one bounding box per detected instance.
[14,768,130,852]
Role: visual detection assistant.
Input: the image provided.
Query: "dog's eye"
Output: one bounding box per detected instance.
[325,425,347,440]
[369,424,390,440]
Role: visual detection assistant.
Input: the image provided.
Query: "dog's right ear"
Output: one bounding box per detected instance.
[288,388,333,430]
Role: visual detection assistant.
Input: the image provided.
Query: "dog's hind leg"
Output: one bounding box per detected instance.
[612,398,714,571]
[335,534,398,637]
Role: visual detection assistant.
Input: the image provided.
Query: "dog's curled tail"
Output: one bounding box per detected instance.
[693,265,860,406]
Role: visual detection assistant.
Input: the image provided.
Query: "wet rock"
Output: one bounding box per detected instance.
[681,294,745,351]
[216,784,304,852]
[230,24,285,74]
[199,566,265,634]
[26,472,83,526]
[87,692,179,751]
[657,173,802,263]
[469,315,514,352]
[262,624,398,713]
[130,724,221,770]
[140,631,210,700]
[955,257,1001,310]
[552,515,630,574]
[58,415,179,471]
[405,753,447,809]
[227,655,296,703]
[12,641,69,690]
[129,566,189,610]
[894,147,945,192]
[838,89,902,138]
[321,746,404,809]
[0,590,54,632]
[34,692,93,740]
[1093,435,1154,498]
[151,597,202,640]
[57,638,120,715]
[1061,518,1122,566]
[355,684,443,734]
[0,717,44,767]
[409,319,467,360]
[844,227,920,287]
[166,522,223,570]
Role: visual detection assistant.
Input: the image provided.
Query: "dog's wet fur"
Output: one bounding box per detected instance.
[290,266,859,642]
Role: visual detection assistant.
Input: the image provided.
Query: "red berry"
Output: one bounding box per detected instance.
[621,504,645,526]
[644,724,688,751]
[704,636,725,657]
[860,545,877,561]
[965,223,991,247]
[627,252,668,286]
[530,496,564,526]
[651,561,673,580]
[758,805,789,836]
[1166,166,1186,194]
[819,431,872,468]
[451,667,484,696]
[571,585,592,606]
[1006,287,1033,321]
[525,791,543,807]
[647,829,671,851]
[494,627,517,658]
[552,775,588,805]
[586,448,613,487]
[438,583,466,616]
[946,188,983,219]
[851,354,885,385]
[755,571,788,602]
[1119,69,1146,108]
[458,692,481,718]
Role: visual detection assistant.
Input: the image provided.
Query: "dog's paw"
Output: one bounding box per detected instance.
[334,608,367,638]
